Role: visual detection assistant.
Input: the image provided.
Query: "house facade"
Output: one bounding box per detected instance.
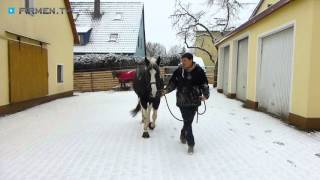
[216,0,320,130]
[0,0,79,115]
[194,31,222,66]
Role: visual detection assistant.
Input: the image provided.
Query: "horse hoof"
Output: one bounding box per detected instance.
[149,122,155,130]
[142,132,150,138]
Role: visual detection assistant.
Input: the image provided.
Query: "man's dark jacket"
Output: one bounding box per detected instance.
[165,63,210,108]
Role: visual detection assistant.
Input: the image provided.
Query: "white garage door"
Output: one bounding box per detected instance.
[236,38,248,101]
[222,46,230,95]
[257,27,294,118]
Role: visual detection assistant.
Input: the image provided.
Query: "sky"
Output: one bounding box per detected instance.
[140,0,259,49]
[72,0,260,50]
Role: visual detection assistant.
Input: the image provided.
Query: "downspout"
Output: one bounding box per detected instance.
[142,5,147,57]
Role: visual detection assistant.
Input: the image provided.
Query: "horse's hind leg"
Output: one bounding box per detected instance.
[141,108,145,124]
[140,101,146,123]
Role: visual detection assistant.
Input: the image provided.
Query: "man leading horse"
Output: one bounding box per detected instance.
[162,52,210,154]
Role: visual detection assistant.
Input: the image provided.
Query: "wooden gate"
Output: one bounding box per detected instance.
[8,40,48,103]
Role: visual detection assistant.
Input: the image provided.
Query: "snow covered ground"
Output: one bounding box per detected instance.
[0,88,320,180]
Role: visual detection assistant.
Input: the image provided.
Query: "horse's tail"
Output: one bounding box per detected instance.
[131,100,141,117]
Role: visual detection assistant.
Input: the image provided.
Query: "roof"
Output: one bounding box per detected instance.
[216,0,292,46]
[250,0,265,18]
[64,0,80,44]
[70,1,144,54]
[76,26,92,33]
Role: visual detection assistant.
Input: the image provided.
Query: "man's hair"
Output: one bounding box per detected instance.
[181,52,193,60]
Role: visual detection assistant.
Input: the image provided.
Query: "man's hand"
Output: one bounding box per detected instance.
[199,96,208,101]
[160,90,167,97]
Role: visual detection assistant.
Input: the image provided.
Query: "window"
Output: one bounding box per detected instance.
[73,13,79,21]
[25,0,34,15]
[140,38,143,48]
[201,39,205,48]
[25,0,34,9]
[57,65,64,83]
[109,33,119,42]
[79,34,85,45]
[138,37,143,48]
[113,12,123,20]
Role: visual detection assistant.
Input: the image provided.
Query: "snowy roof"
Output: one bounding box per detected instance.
[76,26,92,33]
[70,1,144,54]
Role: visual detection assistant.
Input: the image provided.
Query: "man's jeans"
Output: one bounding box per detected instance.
[179,107,197,146]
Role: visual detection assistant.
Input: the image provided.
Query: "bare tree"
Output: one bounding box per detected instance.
[170,0,242,64]
[168,45,184,56]
[146,42,167,57]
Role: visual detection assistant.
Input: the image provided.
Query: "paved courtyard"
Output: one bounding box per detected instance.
[1,89,320,180]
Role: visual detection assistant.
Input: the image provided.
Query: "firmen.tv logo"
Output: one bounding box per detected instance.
[8,7,16,15]
[6,7,69,15]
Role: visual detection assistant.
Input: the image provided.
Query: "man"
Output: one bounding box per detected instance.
[162,52,210,154]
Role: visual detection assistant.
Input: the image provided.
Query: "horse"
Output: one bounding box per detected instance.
[131,57,163,138]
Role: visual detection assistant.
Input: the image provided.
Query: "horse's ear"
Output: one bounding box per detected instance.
[144,57,150,66]
[156,56,161,65]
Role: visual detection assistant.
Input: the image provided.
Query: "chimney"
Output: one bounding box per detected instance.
[93,0,101,18]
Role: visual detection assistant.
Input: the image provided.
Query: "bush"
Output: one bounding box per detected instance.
[74,54,181,72]
[160,55,180,66]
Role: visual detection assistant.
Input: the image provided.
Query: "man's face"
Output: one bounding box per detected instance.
[181,57,193,69]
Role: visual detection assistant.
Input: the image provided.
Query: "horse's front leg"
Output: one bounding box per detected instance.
[149,108,157,130]
[141,102,151,138]
[149,98,160,130]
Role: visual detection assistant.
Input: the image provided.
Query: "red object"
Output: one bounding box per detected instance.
[117,70,136,81]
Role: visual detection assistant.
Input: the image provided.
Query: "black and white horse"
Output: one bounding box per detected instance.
[131,57,163,138]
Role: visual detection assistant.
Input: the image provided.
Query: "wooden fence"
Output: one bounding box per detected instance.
[74,66,215,92]
[205,66,215,84]
[74,70,120,92]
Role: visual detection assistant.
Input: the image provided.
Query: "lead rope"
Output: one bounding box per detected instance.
[163,94,207,123]
[163,94,183,121]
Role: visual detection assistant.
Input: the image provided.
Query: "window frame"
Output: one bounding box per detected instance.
[25,0,34,15]
[79,34,85,45]
[57,64,64,84]
[113,12,123,21]
[109,33,119,42]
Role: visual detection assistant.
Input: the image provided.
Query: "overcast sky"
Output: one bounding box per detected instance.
[73,0,260,49]
[141,0,259,49]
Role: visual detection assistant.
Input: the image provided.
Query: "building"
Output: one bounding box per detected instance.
[194,31,223,66]
[0,0,79,115]
[216,0,320,130]
[71,0,146,57]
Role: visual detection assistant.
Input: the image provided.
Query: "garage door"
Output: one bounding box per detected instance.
[257,27,294,118]
[236,38,248,101]
[222,46,230,95]
[8,40,48,103]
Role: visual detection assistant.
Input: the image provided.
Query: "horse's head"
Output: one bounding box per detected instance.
[145,57,161,73]
[145,57,162,97]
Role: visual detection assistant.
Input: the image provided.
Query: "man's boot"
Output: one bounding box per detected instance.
[188,145,194,155]
[180,131,186,144]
